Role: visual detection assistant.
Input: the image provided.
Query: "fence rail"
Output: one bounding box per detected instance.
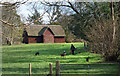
[60,71,115,73]
[60,63,119,65]
[55,61,120,76]
[60,67,114,70]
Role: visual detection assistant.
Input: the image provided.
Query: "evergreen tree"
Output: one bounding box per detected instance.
[27,9,43,25]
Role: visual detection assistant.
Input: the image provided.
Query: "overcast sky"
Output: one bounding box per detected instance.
[16,1,73,24]
[17,2,50,24]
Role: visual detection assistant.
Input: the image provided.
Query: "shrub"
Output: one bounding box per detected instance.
[85,18,120,61]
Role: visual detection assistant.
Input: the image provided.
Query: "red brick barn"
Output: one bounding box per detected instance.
[22,25,66,43]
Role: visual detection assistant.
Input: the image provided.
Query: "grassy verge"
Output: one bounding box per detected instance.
[2,43,119,75]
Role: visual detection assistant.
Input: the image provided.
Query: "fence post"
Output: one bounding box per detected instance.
[118,61,120,76]
[84,42,86,49]
[29,63,31,76]
[84,42,85,49]
[49,63,52,76]
[56,61,60,76]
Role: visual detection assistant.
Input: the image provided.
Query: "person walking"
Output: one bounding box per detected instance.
[70,44,76,55]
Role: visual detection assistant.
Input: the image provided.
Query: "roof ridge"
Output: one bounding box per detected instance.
[26,25,65,36]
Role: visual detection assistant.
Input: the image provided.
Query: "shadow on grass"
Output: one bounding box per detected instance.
[2,68,49,74]
[3,55,99,63]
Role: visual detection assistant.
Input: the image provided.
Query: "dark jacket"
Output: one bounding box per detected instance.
[70,44,75,51]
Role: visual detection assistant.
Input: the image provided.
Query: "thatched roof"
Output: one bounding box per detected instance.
[25,25,65,37]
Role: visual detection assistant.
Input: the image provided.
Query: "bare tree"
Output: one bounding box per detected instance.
[85,17,120,61]
[84,2,120,61]
[46,5,62,24]
[41,2,81,15]
[0,0,29,7]
[0,1,29,45]
[1,3,24,45]
[110,2,116,43]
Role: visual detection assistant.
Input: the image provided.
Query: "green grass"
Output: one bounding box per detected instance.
[2,43,119,75]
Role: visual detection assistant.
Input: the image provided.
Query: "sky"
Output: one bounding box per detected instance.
[17,2,50,24]
[16,1,73,24]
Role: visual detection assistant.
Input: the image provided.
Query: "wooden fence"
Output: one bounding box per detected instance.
[55,61,120,76]
[28,61,120,76]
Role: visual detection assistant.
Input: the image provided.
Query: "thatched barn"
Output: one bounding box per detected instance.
[22,25,66,43]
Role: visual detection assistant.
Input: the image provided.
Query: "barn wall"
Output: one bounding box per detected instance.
[54,36,65,43]
[43,29,54,43]
[28,36,42,43]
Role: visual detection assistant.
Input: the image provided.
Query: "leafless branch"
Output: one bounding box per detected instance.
[0,0,28,7]
[0,19,29,27]
[68,2,80,15]
[0,19,15,27]
[41,2,71,7]
[42,1,81,16]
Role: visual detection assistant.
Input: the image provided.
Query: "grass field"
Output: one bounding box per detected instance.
[2,43,119,75]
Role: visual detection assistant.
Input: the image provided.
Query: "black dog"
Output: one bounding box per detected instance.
[35,52,39,55]
[86,57,89,62]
